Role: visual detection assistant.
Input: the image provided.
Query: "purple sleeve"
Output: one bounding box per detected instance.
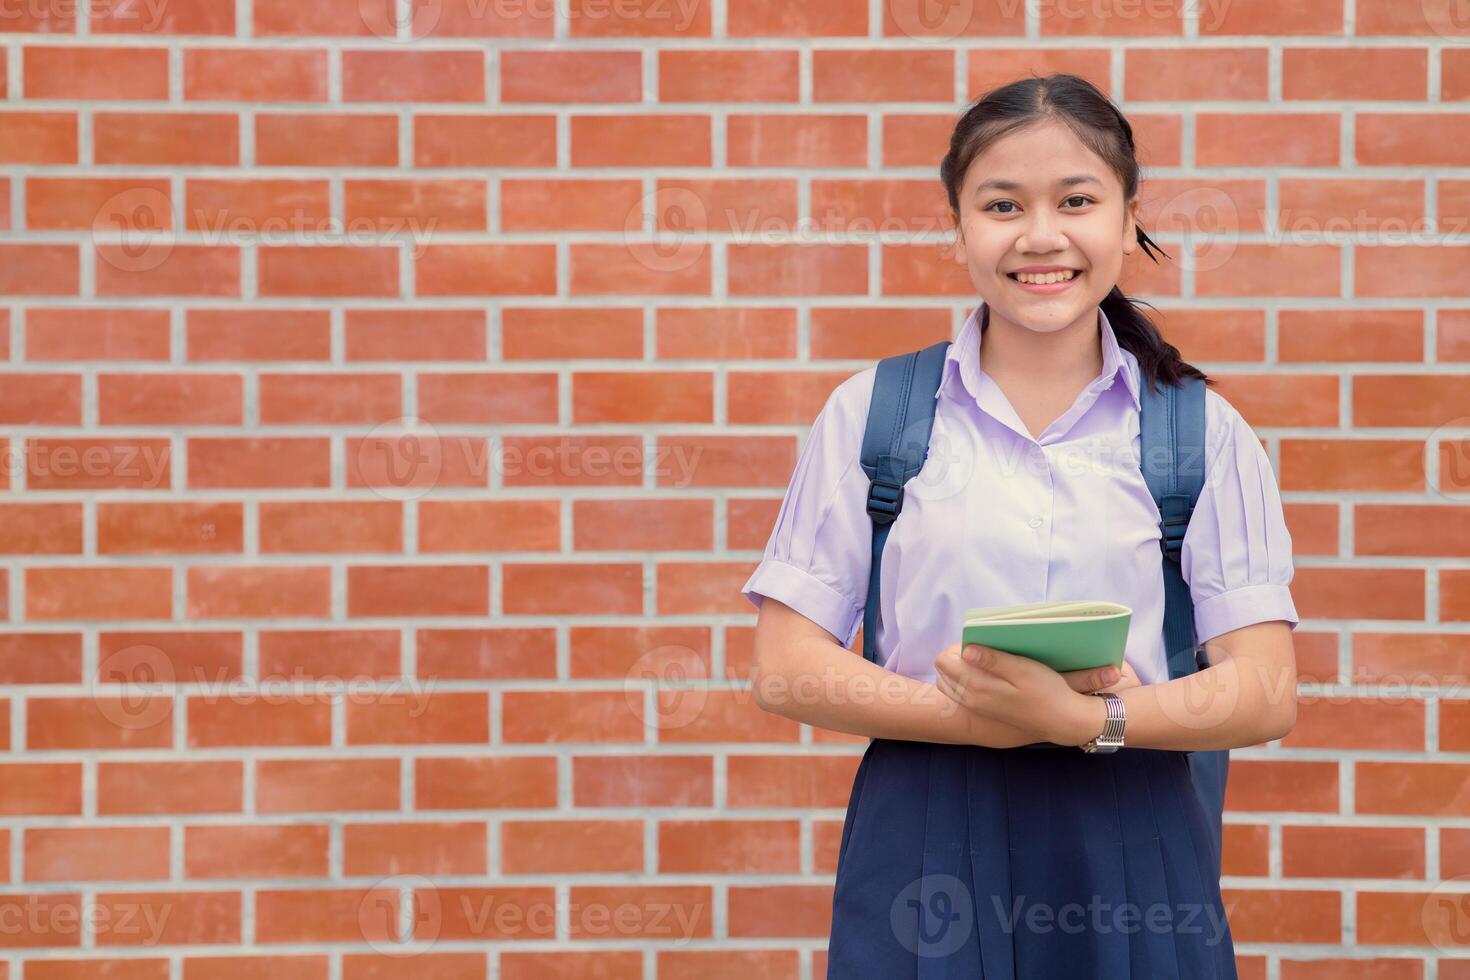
[740,370,875,647]
[1181,391,1301,645]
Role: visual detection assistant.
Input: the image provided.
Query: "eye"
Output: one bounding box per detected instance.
[983,195,1095,214]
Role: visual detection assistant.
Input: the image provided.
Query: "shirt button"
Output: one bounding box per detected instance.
[1028,516,1043,529]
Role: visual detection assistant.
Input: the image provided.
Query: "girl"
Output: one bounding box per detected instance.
[741,74,1299,979]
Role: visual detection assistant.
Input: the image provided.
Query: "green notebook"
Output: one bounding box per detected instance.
[961,600,1131,673]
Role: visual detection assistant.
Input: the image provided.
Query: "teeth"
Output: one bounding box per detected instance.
[1013,270,1078,285]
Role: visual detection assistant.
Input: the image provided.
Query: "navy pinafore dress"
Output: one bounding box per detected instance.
[824,735,1238,979]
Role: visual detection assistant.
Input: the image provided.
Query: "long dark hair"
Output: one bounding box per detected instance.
[940,72,1210,393]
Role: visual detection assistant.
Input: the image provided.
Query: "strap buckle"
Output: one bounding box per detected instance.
[1159,515,1188,561]
[866,478,904,525]
[1157,492,1194,563]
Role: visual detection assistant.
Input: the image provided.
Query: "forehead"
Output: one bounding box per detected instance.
[964,120,1119,193]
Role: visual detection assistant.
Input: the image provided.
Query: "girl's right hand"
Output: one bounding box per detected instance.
[1060,658,1141,694]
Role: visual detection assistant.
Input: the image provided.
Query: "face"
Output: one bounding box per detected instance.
[950,118,1141,338]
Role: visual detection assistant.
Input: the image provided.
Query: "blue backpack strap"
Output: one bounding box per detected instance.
[1138,375,1209,681]
[857,340,951,665]
[1139,374,1228,874]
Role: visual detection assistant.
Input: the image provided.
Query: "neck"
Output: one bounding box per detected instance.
[977,305,1105,389]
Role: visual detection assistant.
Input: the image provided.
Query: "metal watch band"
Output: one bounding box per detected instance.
[1081,691,1126,753]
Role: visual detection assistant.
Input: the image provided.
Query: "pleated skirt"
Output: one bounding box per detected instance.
[826,737,1238,980]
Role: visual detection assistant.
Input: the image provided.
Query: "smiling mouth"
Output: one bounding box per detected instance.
[1006,269,1084,289]
[1007,269,1081,281]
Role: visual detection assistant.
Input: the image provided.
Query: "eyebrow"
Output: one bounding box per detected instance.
[974,174,1104,194]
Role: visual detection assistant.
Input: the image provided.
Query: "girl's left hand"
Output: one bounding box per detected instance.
[934,642,1115,745]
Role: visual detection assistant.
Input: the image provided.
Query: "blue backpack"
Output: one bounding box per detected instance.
[857,339,1228,874]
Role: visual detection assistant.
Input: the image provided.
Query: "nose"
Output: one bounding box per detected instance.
[1015,212,1068,253]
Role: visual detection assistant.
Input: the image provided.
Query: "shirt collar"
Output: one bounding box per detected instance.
[937,301,1142,412]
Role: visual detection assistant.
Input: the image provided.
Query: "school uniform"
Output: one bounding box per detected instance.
[740,301,1300,979]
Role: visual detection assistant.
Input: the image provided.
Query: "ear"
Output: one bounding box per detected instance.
[950,211,967,266]
[1122,196,1141,257]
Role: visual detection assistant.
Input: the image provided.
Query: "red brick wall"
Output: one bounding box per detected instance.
[2,1,1469,977]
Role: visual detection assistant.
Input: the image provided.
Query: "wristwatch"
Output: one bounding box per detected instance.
[1080,692,1126,753]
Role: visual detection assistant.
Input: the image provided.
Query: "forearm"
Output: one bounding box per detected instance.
[752,633,1038,747]
[1057,649,1298,751]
